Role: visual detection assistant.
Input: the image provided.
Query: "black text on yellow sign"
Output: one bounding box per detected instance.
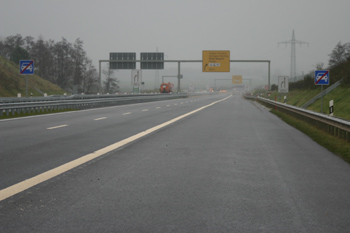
[202,51,230,72]
[232,75,242,84]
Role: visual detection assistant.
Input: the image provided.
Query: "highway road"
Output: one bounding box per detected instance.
[1,94,350,232]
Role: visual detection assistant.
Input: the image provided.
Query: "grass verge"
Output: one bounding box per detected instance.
[271,109,350,164]
[0,109,77,120]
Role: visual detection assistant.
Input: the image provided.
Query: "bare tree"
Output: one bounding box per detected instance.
[31,36,54,81]
[52,38,73,89]
[82,58,99,94]
[314,62,324,70]
[344,42,350,61]
[72,38,86,92]
[328,42,347,68]
[102,65,119,94]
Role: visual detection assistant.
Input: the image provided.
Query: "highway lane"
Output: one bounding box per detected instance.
[0,95,220,190]
[1,94,350,232]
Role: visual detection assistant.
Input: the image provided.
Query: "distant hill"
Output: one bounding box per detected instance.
[0,56,65,97]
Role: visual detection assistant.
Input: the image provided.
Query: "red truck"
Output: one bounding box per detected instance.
[159,82,174,93]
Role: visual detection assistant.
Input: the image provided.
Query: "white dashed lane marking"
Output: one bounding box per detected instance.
[47,125,68,130]
[94,117,107,121]
[0,96,231,202]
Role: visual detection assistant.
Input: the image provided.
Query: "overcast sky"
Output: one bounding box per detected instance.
[1,0,350,89]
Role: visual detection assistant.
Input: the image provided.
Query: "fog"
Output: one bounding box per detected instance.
[1,0,350,91]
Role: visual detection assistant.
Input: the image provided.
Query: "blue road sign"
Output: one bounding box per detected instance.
[20,60,34,75]
[315,70,329,85]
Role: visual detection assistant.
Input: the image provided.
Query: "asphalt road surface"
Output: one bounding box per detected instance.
[1,94,350,232]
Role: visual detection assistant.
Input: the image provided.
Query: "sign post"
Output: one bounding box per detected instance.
[315,70,330,114]
[20,60,34,98]
[278,76,289,93]
[131,70,142,94]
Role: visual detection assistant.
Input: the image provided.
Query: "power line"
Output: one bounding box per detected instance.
[278,30,309,79]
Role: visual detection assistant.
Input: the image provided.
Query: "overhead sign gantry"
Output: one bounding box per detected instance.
[99,51,271,93]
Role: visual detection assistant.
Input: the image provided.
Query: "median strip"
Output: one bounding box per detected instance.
[0,95,231,202]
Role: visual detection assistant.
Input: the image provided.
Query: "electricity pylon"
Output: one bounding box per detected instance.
[155,46,160,89]
[278,30,309,79]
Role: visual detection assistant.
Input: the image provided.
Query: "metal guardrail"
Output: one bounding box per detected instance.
[244,95,350,143]
[0,93,164,103]
[0,94,189,117]
[301,80,342,108]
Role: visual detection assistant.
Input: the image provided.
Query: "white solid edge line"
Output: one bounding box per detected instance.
[0,95,231,202]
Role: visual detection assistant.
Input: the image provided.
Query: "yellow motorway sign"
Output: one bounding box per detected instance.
[202,50,230,72]
[232,75,242,84]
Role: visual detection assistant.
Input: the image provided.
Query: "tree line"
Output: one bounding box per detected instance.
[0,34,118,94]
[288,41,350,91]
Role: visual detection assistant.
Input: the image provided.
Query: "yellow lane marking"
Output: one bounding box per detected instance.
[0,96,231,202]
[122,112,131,115]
